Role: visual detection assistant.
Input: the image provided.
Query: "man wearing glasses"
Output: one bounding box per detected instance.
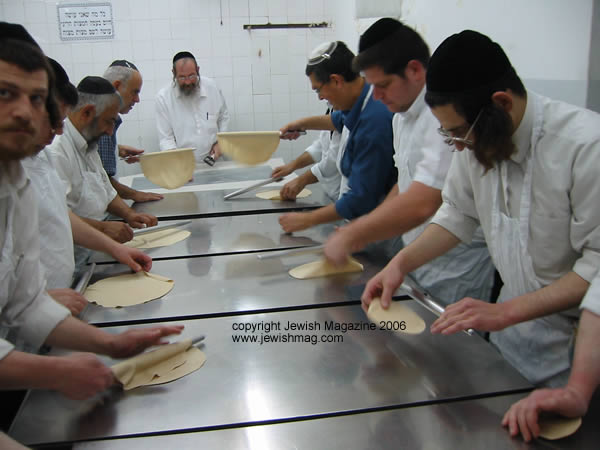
[362,30,600,389]
[279,41,396,233]
[155,51,229,163]
[324,19,494,305]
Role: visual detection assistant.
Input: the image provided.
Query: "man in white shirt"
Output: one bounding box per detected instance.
[48,76,157,246]
[324,19,494,304]
[362,30,600,387]
[156,51,229,163]
[0,31,182,402]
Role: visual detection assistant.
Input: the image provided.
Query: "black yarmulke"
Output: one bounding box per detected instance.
[358,18,403,53]
[48,58,69,85]
[0,21,39,47]
[427,30,513,94]
[109,59,138,71]
[77,76,116,94]
[173,51,195,64]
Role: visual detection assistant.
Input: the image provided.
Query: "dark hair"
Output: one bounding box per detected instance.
[354,20,429,76]
[0,38,61,128]
[425,69,526,171]
[305,41,358,83]
[48,58,78,107]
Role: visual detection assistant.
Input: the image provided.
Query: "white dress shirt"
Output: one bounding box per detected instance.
[47,118,117,220]
[394,88,494,304]
[22,150,75,289]
[581,272,600,316]
[307,130,342,201]
[155,76,229,161]
[0,161,70,360]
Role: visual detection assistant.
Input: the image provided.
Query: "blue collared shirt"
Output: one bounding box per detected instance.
[331,83,396,220]
[97,116,122,176]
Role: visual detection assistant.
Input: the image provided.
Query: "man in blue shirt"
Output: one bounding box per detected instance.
[279,41,396,232]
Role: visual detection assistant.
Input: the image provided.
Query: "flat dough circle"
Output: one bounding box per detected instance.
[256,188,312,200]
[126,229,191,249]
[538,416,582,440]
[84,271,173,307]
[289,256,363,279]
[140,148,196,189]
[367,298,426,334]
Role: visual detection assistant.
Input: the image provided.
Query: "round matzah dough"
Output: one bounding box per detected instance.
[289,256,363,279]
[367,298,426,335]
[538,416,582,440]
[256,188,312,200]
[84,271,174,307]
[126,229,191,249]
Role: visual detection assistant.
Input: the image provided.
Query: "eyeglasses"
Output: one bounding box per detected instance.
[177,74,198,82]
[438,110,482,149]
[313,80,330,95]
[307,41,338,66]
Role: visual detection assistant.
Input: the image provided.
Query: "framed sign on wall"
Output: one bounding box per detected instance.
[57,2,113,41]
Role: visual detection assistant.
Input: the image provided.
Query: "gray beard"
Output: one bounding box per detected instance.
[178,82,199,97]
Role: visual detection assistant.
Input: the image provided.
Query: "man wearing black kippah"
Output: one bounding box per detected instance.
[156,51,229,163]
[362,30,600,390]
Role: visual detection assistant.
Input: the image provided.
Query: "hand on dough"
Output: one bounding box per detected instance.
[107,325,185,359]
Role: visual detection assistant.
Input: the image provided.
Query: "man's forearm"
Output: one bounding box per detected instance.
[0,350,67,391]
[109,176,138,200]
[78,215,106,232]
[291,152,316,171]
[309,204,342,226]
[69,211,121,254]
[297,115,335,131]
[567,309,600,404]
[297,170,318,186]
[44,316,111,354]
[503,271,589,327]
[106,195,134,221]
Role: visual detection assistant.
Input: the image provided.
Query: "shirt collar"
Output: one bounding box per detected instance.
[399,87,426,120]
[0,160,28,199]
[510,94,534,164]
[342,82,371,131]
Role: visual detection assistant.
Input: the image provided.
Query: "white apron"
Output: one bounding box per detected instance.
[336,86,373,199]
[488,95,576,386]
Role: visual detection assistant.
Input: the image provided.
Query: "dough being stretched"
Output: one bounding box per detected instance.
[112,339,206,390]
[538,416,582,440]
[84,271,174,307]
[367,298,426,335]
[289,256,363,279]
[126,229,191,249]
[256,188,311,200]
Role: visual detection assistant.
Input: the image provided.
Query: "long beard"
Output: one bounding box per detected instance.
[179,81,199,96]
[81,118,102,145]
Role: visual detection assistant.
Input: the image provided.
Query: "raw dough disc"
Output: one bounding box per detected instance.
[367,298,426,334]
[256,188,311,200]
[126,229,191,249]
[289,256,363,279]
[112,340,206,390]
[218,131,280,165]
[84,271,173,307]
[538,416,582,440]
[140,147,196,189]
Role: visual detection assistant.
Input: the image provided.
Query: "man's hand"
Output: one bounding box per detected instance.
[126,212,158,229]
[118,145,144,164]
[271,163,294,179]
[430,298,510,335]
[107,325,185,359]
[324,226,363,266]
[210,142,223,161]
[100,221,134,243]
[361,263,406,313]
[279,212,313,233]
[48,289,89,316]
[52,353,115,400]
[502,387,588,442]
[130,190,164,203]
[279,120,305,140]
[280,178,306,200]
[111,245,152,273]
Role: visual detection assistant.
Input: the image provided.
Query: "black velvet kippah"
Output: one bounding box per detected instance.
[48,58,69,85]
[0,21,39,47]
[427,30,513,94]
[173,51,195,64]
[109,59,138,71]
[77,76,116,94]
[358,18,403,53]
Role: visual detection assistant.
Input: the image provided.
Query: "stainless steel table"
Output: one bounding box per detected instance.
[74,393,599,450]
[90,214,336,264]
[131,184,330,220]
[81,250,388,326]
[10,303,533,447]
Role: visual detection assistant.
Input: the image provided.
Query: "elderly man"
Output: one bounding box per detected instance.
[0,31,182,405]
[279,41,396,233]
[48,77,157,246]
[362,30,600,387]
[98,60,163,203]
[156,51,229,163]
[322,19,494,304]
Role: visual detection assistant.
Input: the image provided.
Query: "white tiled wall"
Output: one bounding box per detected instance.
[1,0,341,175]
